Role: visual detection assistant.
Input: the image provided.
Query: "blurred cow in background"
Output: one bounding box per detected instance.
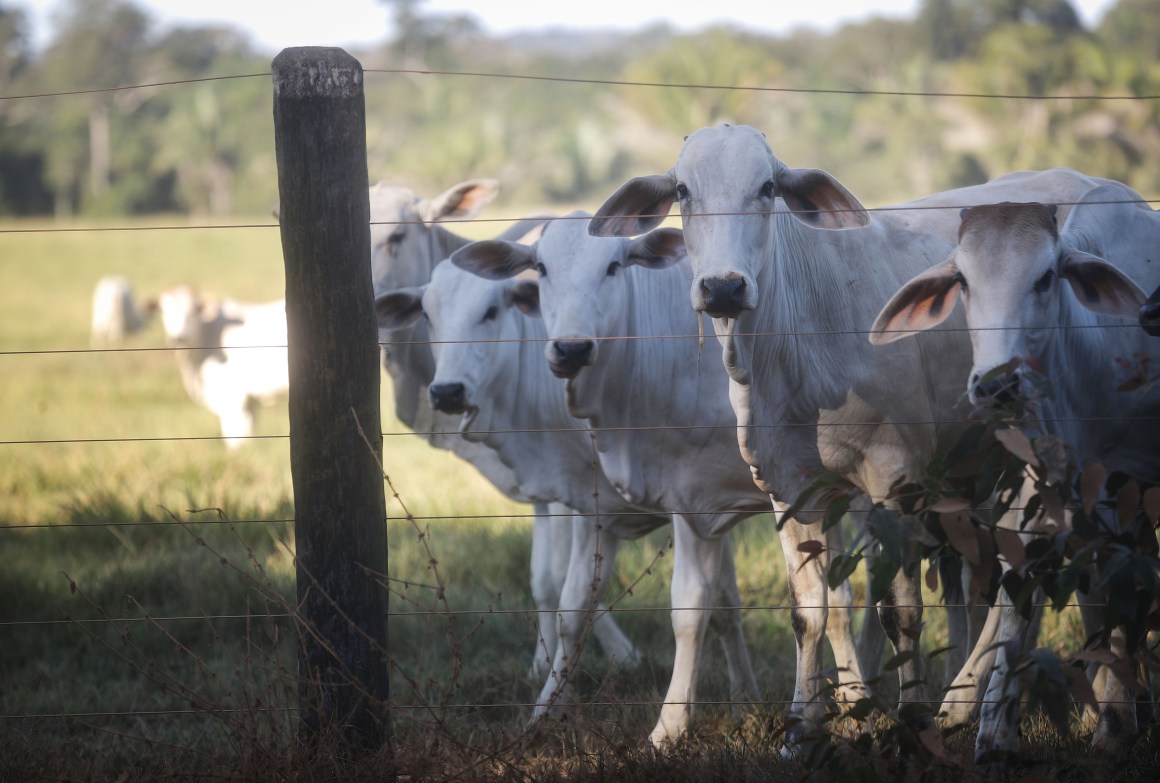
[90,275,154,347]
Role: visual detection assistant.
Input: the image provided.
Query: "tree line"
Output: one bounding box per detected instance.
[0,0,1157,218]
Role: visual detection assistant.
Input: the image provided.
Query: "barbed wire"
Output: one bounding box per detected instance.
[4,66,1160,104]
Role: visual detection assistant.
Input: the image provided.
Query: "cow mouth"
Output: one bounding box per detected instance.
[548,361,584,379]
[458,406,480,435]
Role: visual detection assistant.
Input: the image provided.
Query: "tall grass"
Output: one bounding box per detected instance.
[1,215,1154,780]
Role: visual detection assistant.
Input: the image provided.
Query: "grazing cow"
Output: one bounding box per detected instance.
[90,275,153,347]
[585,124,1122,751]
[870,187,1160,760]
[156,285,288,449]
[374,259,756,730]
[366,179,633,678]
[451,214,870,748]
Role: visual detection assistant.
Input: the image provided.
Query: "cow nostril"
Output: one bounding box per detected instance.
[972,373,1020,406]
[429,382,467,412]
[554,340,595,364]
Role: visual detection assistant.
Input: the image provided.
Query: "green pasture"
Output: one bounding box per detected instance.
[0,216,1153,780]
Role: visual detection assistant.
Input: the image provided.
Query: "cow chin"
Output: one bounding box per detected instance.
[548,361,585,380]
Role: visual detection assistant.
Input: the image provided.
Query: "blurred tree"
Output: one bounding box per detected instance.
[34,0,153,215]
[919,0,1082,59]
[1099,0,1160,62]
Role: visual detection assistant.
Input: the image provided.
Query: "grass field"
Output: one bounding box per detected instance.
[2,215,1157,781]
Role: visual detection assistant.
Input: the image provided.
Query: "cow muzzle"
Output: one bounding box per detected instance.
[548,339,595,379]
[697,273,752,319]
[429,381,469,414]
[969,367,1021,408]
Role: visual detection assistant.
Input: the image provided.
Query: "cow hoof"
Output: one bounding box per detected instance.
[833,682,871,709]
[780,719,823,761]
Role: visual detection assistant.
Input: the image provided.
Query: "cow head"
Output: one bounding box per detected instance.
[589,124,868,319]
[374,262,537,431]
[869,200,1147,407]
[368,178,501,295]
[452,212,685,381]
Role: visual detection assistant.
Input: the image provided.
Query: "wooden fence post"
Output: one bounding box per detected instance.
[272,46,389,750]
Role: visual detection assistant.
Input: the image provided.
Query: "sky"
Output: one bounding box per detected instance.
[14,0,1122,55]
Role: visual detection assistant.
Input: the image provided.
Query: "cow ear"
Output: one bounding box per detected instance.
[507,279,541,318]
[420,178,502,224]
[375,286,426,331]
[626,227,685,270]
[589,175,677,237]
[869,259,961,345]
[451,240,536,281]
[777,168,870,230]
[1060,250,1147,318]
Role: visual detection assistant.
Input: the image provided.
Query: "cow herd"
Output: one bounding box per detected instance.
[91,122,1160,766]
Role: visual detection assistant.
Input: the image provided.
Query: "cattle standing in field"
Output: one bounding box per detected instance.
[90,275,153,347]
[366,179,635,679]
[451,215,872,748]
[871,187,1160,760]
[156,285,288,449]
[586,123,1125,753]
[375,259,755,730]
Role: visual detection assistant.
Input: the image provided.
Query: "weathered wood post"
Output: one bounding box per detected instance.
[272,47,389,749]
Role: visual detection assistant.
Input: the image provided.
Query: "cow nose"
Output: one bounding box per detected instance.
[549,340,595,378]
[971,372,1019,407]
[699,274,748,318]
[429,382,467,413]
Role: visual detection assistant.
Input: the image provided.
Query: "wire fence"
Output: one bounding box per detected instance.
[3,55,1159,766]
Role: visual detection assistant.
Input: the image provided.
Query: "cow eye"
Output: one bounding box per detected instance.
[387,230,405,250]
[1032,269,1054,294]
[759,180,775,199]
[606,261,621,277]
[481,305,498,322]
[952,270,969,294]
[534,262,547,277]
[675,183,689,201]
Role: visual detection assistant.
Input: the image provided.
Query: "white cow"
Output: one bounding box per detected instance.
[90,275,153,347]
[451,214,871,748]
[870,187,1160,760]
[375,259,756,732]
[156,285,288,449]
[585,124,1123,752]
[366,179,634,679]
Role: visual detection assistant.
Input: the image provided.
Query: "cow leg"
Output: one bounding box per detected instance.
[531,513,621,723]
[706,532,760,716]
[529,503,563,682]
[939,600,1001,728]
[975,584,1041,766]
[878,563,929,719]
[216,399,254,450]
[856,543,886,679]
[823,524,870,706]
[777,519,830,756]
[1092,624,1139,756]
[650,514,725,748]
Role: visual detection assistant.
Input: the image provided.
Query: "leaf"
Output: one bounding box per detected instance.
[1117,481,1141,530]
[828,552,862,591]
[822,495,851,532]
[1080,463,1107,516]
[1039,485,1066,528]
[883,650,917,671]
[930,496,970,513]
[797,539,824,555]
[995,428,1038,466]
[939,511,980,567]
[994,527,1026,569]
[1145,487,1160,525]
[925,561,939,593]
[1074,649,1118,665]
[1064,663,1098,713]
[1032,434,1069,486]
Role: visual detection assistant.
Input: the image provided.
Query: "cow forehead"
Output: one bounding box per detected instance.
[368,181,420,219]
[539,212,624,274]
[957,202,1058,279]
[427,261,496,314]
[676,124,779,188]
